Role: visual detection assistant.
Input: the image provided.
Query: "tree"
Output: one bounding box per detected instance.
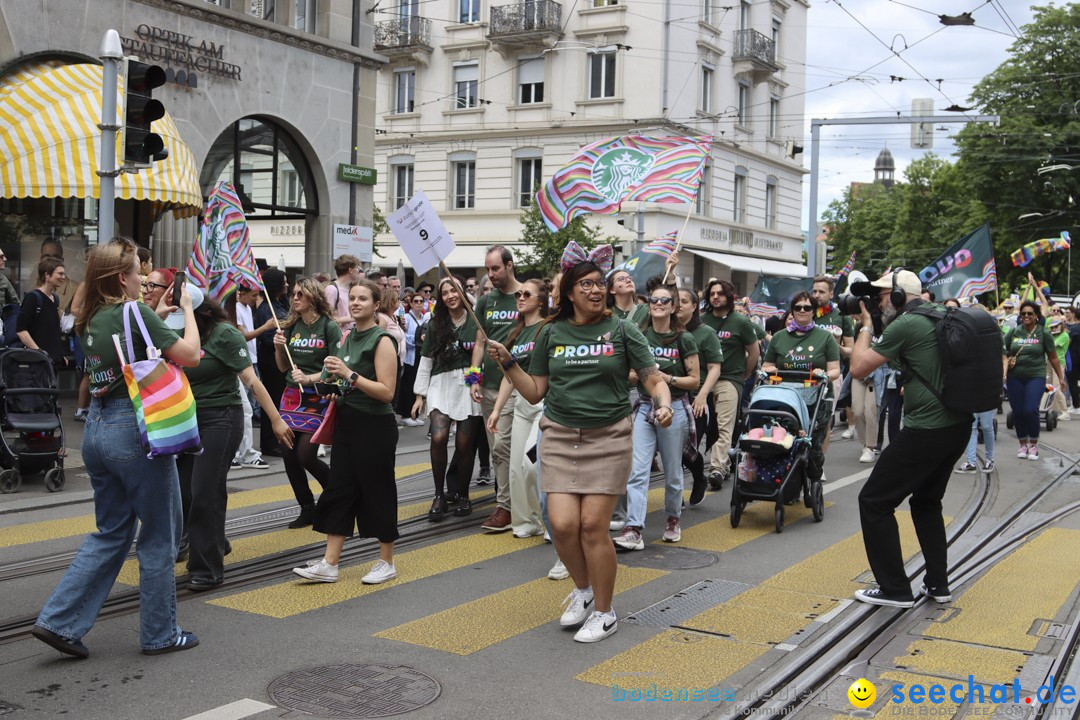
[516,195,619,277]
[954,4,1080,292]
[371,203,389,259]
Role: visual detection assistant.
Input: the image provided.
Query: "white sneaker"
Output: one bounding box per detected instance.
[574,610,618,643]
[609,520,626,532]
[513,527,544,538]
[317,445,328,458]
[1017,444,1029,460]
[559,587,594,627]
[841,427,856,440]
[361,560,397,584]
[547,559,569,580]
[859,447,876,463]
[404,418,424,427]
[543,530,552,544]
[293,559,339,583]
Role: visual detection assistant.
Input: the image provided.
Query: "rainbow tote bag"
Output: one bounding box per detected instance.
[113,301,202,458]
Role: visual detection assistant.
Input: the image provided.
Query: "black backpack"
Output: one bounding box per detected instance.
[904,305,1002,414]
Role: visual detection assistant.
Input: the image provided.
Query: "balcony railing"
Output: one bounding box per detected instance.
[489,1,562,39]
[733,28,776,67]
[375,16,433,52]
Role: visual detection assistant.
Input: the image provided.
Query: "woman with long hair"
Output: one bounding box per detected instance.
[412,276,481,520]
[1004,299,1065,461]
[294,280,401,584]
[396,291,429,426]
[32,240,201,658]
[607,268,647,324]
[676,287,723,505]
[178,296,294,590]
[274,277,342,528]
[486,278,550,537]
[486,246,671,643]
[615,281,700,551]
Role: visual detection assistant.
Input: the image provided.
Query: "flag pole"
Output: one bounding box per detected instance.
[661,201,695,285]
[261,278,297,372]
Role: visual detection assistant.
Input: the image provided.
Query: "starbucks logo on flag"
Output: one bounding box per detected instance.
[592,148,654,202]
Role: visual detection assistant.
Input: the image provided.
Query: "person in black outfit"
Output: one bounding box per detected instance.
[16,256,67,369]
[254,269,290,456]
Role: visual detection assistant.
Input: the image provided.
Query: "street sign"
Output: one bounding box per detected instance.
[333,224,373,263]
[387,190,455,276]
[338,163,377,185]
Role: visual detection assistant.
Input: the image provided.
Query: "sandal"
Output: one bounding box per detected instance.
[428,496,447,522]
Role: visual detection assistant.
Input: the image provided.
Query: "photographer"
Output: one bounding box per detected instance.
[849,270,972,608]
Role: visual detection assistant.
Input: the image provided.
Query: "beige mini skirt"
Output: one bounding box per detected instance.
[538,414,633,495]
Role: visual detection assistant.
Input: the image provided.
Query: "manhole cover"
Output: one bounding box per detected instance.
[267,664,440,718]
[617,546,717,570]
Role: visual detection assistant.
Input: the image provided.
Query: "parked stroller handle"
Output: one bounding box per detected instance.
[759,369,827,385]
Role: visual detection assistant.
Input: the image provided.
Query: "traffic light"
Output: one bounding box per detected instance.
[120,59,168,169]
[825,244,837,274]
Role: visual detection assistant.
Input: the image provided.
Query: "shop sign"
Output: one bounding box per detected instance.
[333,224,373,263]
[270,224,305,236]
[338,163,377,185]
[121,24,243,86]
[699,225,785,254]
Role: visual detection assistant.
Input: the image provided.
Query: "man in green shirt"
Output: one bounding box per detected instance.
[471,246,523,532]
[811,275,854,360]
[700,279,760,487]
[849,270,971,609]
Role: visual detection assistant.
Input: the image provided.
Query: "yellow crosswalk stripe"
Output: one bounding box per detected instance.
[376,566,668,655]
[0,463,430,550]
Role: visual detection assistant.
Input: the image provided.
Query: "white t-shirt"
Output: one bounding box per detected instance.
[236,302,257,359]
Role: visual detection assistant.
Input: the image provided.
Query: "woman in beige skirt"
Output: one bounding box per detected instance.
[486,243,672,643]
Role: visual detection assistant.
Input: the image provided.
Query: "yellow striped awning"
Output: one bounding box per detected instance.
[0,62,202,218]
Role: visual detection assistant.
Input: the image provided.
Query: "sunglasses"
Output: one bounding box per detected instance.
[575,278,608,291]
[792,304,814,312]
[514,290,535,300]
[648,296,673,305]
[1020,311,1036,317]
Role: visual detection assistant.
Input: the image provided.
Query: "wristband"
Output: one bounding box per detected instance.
[501,354,518,371]
[464,366,484,386]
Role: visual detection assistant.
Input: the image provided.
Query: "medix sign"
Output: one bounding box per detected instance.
[890,677,1077,706]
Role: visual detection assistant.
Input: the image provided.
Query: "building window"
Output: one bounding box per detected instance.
[768,96,779,138]
[701,64,713,114]
[592,0,617,6]
[294,0,317,32]
[588,51,616,99]
[772,16,782,51]
[696,164,711,215]
[453,62,479,109]
[460,0,480,23]
[395,69,415,114]
[737,82,750,125]
[453,160,476,209]
[249,0,275,20]
[733,168,747,224]
[518,157,542,207]
[518,56,545,104]
[702,0,716,25]
[739,0,750,30]
[765,177,778,229]
[281,168,301,207]
[393,163,414,209]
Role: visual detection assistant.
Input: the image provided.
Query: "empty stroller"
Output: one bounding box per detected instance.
[0,348,66,493]
[730,370,828,533]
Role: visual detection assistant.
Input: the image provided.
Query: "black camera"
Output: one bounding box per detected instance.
[838,281,883,335]
[837,294,871,316]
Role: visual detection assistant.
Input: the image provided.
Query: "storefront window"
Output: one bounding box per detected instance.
[0,196,92,307]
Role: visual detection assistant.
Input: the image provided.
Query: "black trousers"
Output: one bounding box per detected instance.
[178,405,244,583]
[858,421,969,597]
[314,407,400,543]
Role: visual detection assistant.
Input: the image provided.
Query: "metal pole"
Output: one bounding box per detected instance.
[806,121,820,279]
[97,30,123,244]
[634,202,644,256]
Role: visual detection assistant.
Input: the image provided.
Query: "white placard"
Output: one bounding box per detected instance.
[332,224,373,263]
[387,190,455,276]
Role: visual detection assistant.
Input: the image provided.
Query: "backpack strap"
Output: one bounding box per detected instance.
[897,305,945,403]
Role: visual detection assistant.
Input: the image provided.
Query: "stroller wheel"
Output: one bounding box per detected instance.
[730,502,744,528]
[812,482,824,522]
[44,468,64,493]
[775,505,784,534]
[0,469,20,494]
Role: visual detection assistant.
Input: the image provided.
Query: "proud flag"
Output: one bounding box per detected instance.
[187,181,264,302]
[918,223,997,299]
[537,135,712,233]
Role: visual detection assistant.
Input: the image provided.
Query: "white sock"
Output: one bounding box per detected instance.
[597,609,616,619]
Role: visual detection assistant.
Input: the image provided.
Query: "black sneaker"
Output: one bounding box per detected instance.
[854,588,916,608]
[476,467,493,486]
[689,472,707,506]
[288,505,316,529]
[921,583,952,603]
[242,459,270,470]
[143,630,199,655]
[31,626,89,659]
[707,471,725,491]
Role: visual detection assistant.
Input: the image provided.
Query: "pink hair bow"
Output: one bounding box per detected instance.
[560,241,614,274]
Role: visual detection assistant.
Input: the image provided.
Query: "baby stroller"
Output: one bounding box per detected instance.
[0,348,66,493]
[730,370,828,533]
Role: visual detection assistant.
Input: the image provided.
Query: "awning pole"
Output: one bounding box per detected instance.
[97,30,123,243]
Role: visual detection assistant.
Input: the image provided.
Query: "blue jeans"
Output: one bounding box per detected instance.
[35,397,184,651]
[1006,375,1044,442]
[626,400,690,529]
[965,410,996,465]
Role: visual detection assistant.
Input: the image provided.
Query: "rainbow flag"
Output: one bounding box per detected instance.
[837,251,857,278]
[642,230,679,256]
[1010,231,1071,268]
[188,181,264,302]
[537,135,712,232]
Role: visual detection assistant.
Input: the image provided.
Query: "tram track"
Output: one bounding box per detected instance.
[707,441,1080,720]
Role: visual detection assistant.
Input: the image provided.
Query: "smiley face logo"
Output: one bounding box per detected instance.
[848,678,876,709]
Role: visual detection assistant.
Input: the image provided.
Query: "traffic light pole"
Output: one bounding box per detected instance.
[97,29,124,244]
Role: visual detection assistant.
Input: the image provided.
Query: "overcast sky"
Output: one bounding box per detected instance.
[800,0,1036,232]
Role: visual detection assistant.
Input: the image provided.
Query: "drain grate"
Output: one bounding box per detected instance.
[267,664,440,719]
[618,546,718,570]
[625,579,752,628]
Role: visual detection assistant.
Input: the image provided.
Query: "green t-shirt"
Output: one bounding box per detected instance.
[284,315,342,387]
[82,302,180,400]
[421,312,478,375]
[873,304,971,430]
[184,323,251,407]
[336,325,397,415]
[764,326,839,395]
[815,306,854,344]
[689,324,723,392]
[701,310,759,387]
[530,315,656,428]
[476,289,520,389]
[508,321,545,374]
[1004,323,1054,379]
[613,302,648,325]
[637,327,699,399]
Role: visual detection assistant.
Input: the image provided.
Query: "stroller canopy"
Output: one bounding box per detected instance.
[749,385,811,430]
